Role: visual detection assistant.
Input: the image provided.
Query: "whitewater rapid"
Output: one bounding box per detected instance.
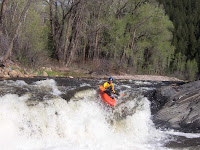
[0,78,199,150]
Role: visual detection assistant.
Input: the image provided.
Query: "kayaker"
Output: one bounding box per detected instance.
[103,77,119,98]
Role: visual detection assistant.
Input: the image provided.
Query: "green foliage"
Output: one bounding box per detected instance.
[173,52,186,74]
[17,2,49,68]
[186,59,198,81]
[106,16,129,60]
[99,0,174,75]
[47,31,56,58]
[0,0,49,69]
[21,8,48,51]
[5,0,197,79]
[158,0,200,79]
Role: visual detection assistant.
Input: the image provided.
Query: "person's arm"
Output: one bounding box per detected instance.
[111,84,119,95]
[104,82,108,88]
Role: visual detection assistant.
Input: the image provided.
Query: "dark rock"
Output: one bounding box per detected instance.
[152,80,200,133]
[144,86,177,115]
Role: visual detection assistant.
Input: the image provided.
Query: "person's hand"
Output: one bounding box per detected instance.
[115,91,120,96]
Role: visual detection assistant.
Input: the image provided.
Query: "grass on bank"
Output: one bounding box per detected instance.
[37,70,91,78]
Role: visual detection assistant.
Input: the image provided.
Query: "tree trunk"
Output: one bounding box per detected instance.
[48,0,81,63]
[66,34,78,67]
[66,26,78,67]
[55,1,63,61]
[49,0,57,57]
[94,29,99,59]
[120,45,127,63]
[93,4,101,60]
[2,0,32,62]
[0,0,7,36]
[66,10,80,67]
[131,29,136,51]
[63,13,72,64]
[82,38,87,63]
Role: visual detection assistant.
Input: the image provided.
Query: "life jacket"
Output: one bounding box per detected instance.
[103,82,116,93]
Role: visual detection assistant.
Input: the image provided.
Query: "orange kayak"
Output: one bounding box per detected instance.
[99,85,116,107]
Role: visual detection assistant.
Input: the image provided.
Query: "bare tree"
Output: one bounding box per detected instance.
[2,0,33,62]
[0,0,7,36]
[63,13,72,64]
[47,0,81,63]
[65,7,81,67]
[0,0,8,57]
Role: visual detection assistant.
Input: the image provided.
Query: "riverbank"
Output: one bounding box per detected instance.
[0,61,184,82]
[111,74,183,81]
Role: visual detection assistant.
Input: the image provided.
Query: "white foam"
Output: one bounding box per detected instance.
[0,92,169,150]
[2,80,27,87]
[115,98,167,144]
[0,119,17,150]
[80,83,91,87]
[14,80,28,86]
[139,87,155,91]
[135,81,152,85]
[163,130,200,138]
[120,85,131,88]
[35,79,62,96]
[72,89,96,100]
[0,94,31,150]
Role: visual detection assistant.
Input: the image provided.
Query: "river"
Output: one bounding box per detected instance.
[0,77,199,150]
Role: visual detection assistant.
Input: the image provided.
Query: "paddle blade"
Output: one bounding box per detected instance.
[120,93,126,97]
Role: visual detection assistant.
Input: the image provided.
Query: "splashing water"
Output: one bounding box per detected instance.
[0,78,198,150]
[35,79,62,96]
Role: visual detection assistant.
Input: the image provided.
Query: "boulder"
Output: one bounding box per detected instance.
[45,67,52,71]
[0,73,4,77]
[4,67,9,75]
[0,67,3,72]
[4,75,10,78]
[9,70,18,77]
[145,86,178,114]
[16,70,24,78]
[152,81,200,133]
[25,74,30,78]
[43,71,48,76]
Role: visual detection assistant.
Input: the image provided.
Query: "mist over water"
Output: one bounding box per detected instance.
[0,78,199,150]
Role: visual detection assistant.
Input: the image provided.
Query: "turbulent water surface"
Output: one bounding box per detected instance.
[0,77,200,150]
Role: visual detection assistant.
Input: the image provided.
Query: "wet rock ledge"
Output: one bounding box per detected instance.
[146,81,200,133]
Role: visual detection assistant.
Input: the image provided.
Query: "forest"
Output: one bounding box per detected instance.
[0,0,199,80]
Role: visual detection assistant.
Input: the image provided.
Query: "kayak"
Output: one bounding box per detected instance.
[99,85,116,107]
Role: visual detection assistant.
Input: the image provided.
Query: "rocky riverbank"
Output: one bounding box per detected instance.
[0,63,29,78]
[146,80,200,133]
[0,61,184,82]
[111,74,183,81]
